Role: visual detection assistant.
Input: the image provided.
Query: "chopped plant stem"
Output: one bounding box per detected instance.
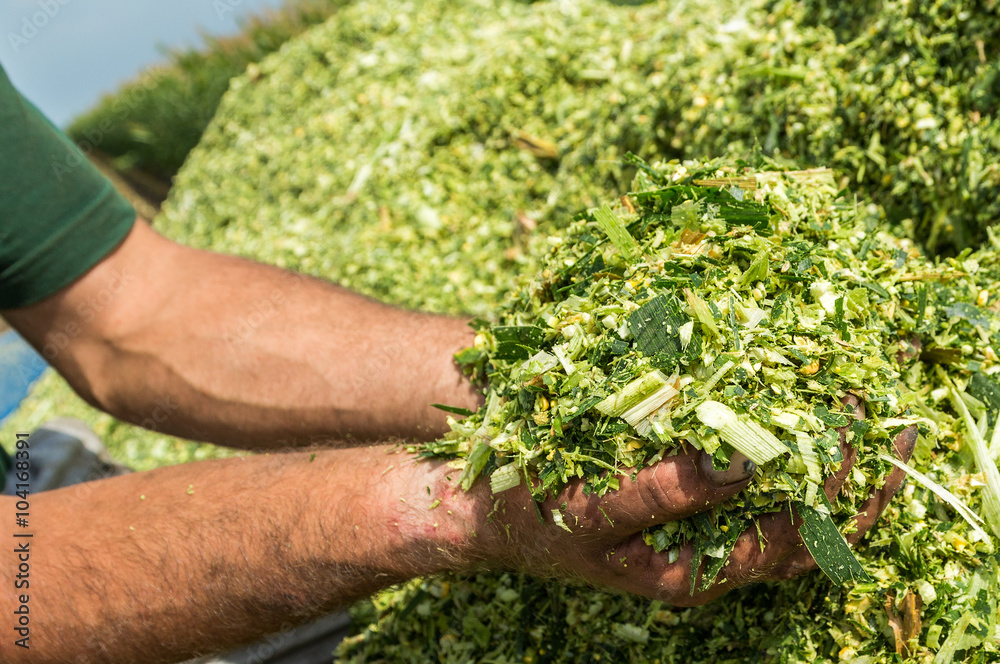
[948,389,1000,539]
[695,401,787,466]
[878,453,990,543]
[29,0,1000,655]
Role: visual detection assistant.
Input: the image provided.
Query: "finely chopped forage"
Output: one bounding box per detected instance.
[341,161,1000,663]
[153,0,740,317]
[16,0,1000,470]
[424,158,943,588]
[58,0,1000,259]
[157,0,1000,274]
[658,0,1000,256]
[4,0,1000,658]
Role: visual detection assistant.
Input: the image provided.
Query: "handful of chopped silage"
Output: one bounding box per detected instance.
[421,157,1000,593]
[335,161,1000,663]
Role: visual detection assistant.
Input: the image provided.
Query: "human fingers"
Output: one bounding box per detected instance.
[769,423,918,579]
[553,449,755,536]
[477,446,756,578]
[651,394,869,600]
[578,502,804,607]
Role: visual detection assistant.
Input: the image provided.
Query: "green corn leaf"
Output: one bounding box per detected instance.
[459,440,494,491]
[796,500,872,585]
[431,403,477,417]
[492,325,546,361]
[593,204,640,262]
[629,294,691,360]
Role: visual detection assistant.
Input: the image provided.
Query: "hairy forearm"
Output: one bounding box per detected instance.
[0,446,479,664]
[6,221,482,448]
[93,259,479,447]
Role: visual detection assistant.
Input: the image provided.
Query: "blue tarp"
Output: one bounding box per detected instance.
[0,330,48,424]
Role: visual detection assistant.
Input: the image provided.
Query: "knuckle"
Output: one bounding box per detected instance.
[641,465,685,517]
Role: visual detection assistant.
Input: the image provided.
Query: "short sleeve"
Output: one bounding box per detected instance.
[0,65,136,310]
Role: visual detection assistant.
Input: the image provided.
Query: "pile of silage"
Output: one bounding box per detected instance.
[156,0,1000,284]
[10,0,1000,464]
[429,160,931,586]
[336,160,1000,663]
[4,0,1000,659]
[660,0,1000,256]
[155,0,722,317]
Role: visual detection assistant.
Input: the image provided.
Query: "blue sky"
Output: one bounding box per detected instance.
[2,0,287,128]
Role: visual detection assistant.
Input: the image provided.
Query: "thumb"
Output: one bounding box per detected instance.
[574,450,755,535]
[698,450,757,486]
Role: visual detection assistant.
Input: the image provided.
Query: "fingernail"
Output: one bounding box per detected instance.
[699,451,756,486]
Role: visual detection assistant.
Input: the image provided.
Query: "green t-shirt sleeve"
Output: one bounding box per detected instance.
[0,66,136,310]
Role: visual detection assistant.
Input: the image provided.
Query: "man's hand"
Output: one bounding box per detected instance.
[0,403,915,664]
[443,394,917,605]
[466,448,755,596]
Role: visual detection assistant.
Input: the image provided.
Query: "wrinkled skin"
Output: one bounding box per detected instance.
[467,394,916,605]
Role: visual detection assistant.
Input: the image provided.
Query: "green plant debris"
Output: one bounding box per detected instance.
[694,400,788,466]
[344,160,1000,662]
[594,204,641,262]
[949,384,1000,541]
[154,0,706,318]
[6,0,1000,660]
[420,157,984,589]
[798,499,874,585]
[658,0,1000,257]
[878,452,989,543]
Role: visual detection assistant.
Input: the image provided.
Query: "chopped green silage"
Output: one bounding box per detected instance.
[4,0,1000,660]
[153,0,1000,290]
[340,159,1000,663]
[660,0,1000,257]
[423,160,929,589]
[155,0,725,317]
